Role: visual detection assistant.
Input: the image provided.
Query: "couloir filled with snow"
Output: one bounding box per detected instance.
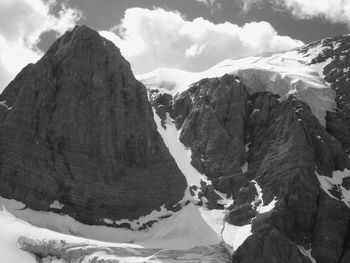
[0,113,238,262]
[0,109,250,262]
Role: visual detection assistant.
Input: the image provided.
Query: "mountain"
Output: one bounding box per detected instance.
[0,25,186,225]
[141,36,350,263]
[0,25,350,263]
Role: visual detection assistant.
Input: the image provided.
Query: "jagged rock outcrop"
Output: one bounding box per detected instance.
[150,69,350,262]
[0,25,186,225]
[300,35,350,153]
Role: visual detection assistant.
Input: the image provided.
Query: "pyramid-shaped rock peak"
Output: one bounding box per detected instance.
[0,25,186,224]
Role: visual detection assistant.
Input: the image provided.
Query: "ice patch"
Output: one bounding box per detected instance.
[104,205,174,230]
[103,218,113,225]
[333,41,342,50]
[309,58,333,79]
[49,200,64,210]
[245,143,251,153]
[241,162,248,174]
[251,180,277,214]
[0,100,11,110]
[214,190,234,209]
[316,169,350,208]
[222,223,252,251]
[298,245,317,263]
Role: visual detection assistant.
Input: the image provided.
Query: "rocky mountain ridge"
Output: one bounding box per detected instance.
[147,35,350,263]
[0,25,350,263]
[0,25,186,225]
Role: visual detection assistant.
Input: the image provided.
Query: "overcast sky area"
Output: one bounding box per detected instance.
[0,0,349,91]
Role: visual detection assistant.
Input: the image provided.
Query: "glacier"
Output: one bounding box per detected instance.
[138,49,336,127]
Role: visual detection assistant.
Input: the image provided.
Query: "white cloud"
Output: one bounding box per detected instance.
[195,0,222,9]
[242,0,350,24]
[0,0,81,91]
[100,8,303,74]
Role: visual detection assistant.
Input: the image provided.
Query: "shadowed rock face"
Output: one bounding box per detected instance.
[300,35,350,153]
[0,25,186,224]
[150,69,350,262]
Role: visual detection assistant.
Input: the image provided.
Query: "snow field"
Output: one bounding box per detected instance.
[138,48,336,127]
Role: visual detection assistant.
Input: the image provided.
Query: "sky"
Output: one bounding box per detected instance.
[0,0,349,91]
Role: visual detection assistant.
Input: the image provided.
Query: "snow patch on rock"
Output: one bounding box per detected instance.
[251,180,277,214]
[104,205,173,230]
[49,200,64,210]
[222,223,252,251]
[317,169,350,208]
[298,245,317,263]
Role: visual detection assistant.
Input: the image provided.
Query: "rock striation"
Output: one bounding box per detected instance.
[300,35,350,153]
[150,64,350,262]
[0,25,186,225]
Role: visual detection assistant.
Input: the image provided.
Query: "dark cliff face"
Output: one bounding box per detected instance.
[0,25,187,224]
[300,35,350,154]
[150,64,350,261]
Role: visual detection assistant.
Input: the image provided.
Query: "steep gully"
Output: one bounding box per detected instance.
[146,36,350,263]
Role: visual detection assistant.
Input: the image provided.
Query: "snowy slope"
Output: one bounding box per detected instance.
[0,109,243,262]
[0,104,250,263]
[151,111,251,251]
[0,107,251,262]
[0,197,232,262]
[138,48,336,127]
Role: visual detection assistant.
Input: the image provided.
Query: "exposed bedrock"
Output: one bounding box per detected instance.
[300,35,350,153]
[150,72,350,263]
[0,25,187,224]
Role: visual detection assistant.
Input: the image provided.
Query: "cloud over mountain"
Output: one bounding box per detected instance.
[0,0,81,90]
[195,0,222,9]
[100,7,303,74]
[242,0,350,24]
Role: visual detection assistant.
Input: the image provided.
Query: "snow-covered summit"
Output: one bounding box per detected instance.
[137,48,336,126]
